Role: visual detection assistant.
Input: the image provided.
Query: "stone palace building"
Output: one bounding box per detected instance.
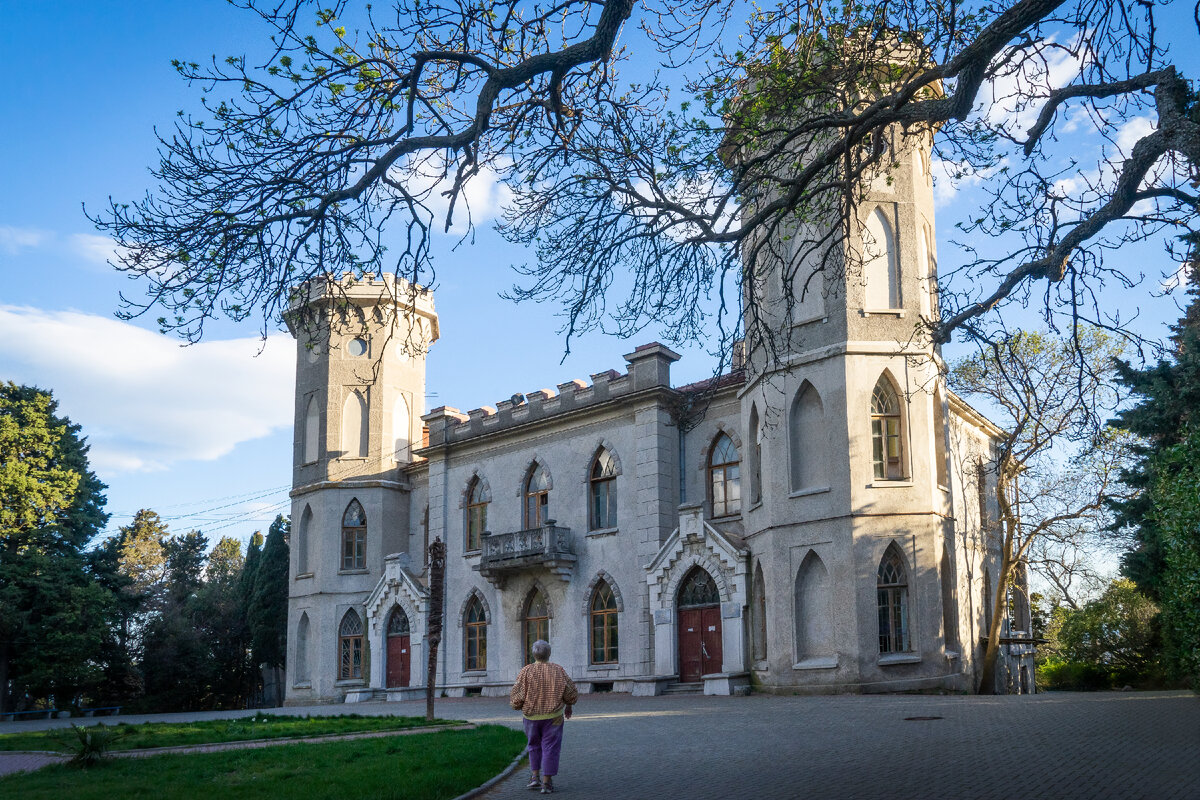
[282,127,1034,704]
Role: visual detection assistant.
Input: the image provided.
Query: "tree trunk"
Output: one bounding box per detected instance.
[978,473,1018,694]
[425,538,445,723]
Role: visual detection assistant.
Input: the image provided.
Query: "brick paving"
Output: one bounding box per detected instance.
[2,691,1197,798]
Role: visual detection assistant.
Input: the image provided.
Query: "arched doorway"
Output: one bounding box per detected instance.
[386,606,411,688]
[677,567,722,682]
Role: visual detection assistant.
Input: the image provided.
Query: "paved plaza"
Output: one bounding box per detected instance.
[2,691,1197,798]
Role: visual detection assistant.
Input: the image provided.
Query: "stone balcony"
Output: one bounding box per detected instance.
[475,521,576,587]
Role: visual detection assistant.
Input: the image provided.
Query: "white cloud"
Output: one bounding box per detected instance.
[0,225,50,255]
[0,305,294,475]
[1161,262,1191,292]
[980,40,1090,134]
[931,157,1009,208]
[68,233,129,265]
[387,155,514,235]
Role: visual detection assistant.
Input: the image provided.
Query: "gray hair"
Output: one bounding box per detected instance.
[531,639,551,662]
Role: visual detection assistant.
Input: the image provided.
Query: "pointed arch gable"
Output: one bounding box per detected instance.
[662,552,733,607]
[695,423,743,470]
[458,587,492,627]
[460,472,493,507]
[582,440,623,483]
[581,571,626,615]
[519,581,554,619]
[516,457,554,495]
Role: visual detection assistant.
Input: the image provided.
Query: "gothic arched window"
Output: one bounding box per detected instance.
[589,448,618,530]
[465,477,488,553]
[709,433,741,518]
[871,377,905,480]
[342,499,367,570]
[338,609,364,680]
[388,606,410,637]
[877,545,910,653]
[522,588,551,665]
[678,567,720,608]
[590,581,619,665]
[464,595,487,671]
[524,464,550,528]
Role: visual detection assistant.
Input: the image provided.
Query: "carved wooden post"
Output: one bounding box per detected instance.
[425,537,446,722]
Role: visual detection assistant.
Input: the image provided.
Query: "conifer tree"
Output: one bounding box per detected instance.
[0,383,112,712]
[1111,263,1200,598]
[250,516,289,670]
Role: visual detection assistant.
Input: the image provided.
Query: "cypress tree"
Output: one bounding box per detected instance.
[1110,262,1200,598]
[250,515,289,670]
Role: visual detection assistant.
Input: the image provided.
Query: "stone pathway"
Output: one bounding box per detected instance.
[480,691,1200,800]
[2,691,1197,798]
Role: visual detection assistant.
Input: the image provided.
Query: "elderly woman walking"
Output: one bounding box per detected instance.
[510,639,578,794]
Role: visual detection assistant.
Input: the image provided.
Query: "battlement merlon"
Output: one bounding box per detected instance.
[283,272,440,343]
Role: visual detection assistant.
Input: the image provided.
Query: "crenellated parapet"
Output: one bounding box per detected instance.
[422,342,681,448]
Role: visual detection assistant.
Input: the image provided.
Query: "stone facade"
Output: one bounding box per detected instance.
[283,128,1033,705]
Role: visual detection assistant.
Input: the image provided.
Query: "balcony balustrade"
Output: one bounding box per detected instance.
[475,520,575,586]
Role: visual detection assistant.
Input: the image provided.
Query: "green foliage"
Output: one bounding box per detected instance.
[1039,579,1163,689]
[117,510,168,604]
[1036,658,1114,691]
[0,726,526,799]
[1111,270,1200,598]
[250,516,289,669]
[0,714,461,753]
[55,723,132,769]
[205,537,243,585]
[1146,425,1200,687]
[0,383,113,713]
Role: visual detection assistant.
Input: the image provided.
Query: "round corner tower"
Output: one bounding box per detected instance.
[283,272,438,701]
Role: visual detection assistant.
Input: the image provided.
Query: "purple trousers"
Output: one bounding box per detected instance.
[523,716,565,777]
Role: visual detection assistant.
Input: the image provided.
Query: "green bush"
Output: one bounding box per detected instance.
[1037,658,1113,691]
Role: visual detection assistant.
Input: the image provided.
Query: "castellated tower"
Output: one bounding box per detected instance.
[283,273,438,701]
[732,62,966,691]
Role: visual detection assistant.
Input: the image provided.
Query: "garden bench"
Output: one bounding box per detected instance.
[78,706,123,717]
[0,708,57,722]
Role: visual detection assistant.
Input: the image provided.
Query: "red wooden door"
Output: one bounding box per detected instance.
[678,608,703,682]
[386,634,410,688]
[700,606,722,676]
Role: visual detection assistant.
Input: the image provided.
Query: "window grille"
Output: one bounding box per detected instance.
[590,582,619,665]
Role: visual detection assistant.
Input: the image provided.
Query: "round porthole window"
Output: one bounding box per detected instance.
[348,337,368,357]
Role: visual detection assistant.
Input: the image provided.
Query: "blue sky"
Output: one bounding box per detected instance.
[1,1,1196,550]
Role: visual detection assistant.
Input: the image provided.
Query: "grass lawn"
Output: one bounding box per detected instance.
[0,713,465,752]
[0,725,526,800]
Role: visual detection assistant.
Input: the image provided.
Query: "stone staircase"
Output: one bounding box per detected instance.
[662,682,703,695]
